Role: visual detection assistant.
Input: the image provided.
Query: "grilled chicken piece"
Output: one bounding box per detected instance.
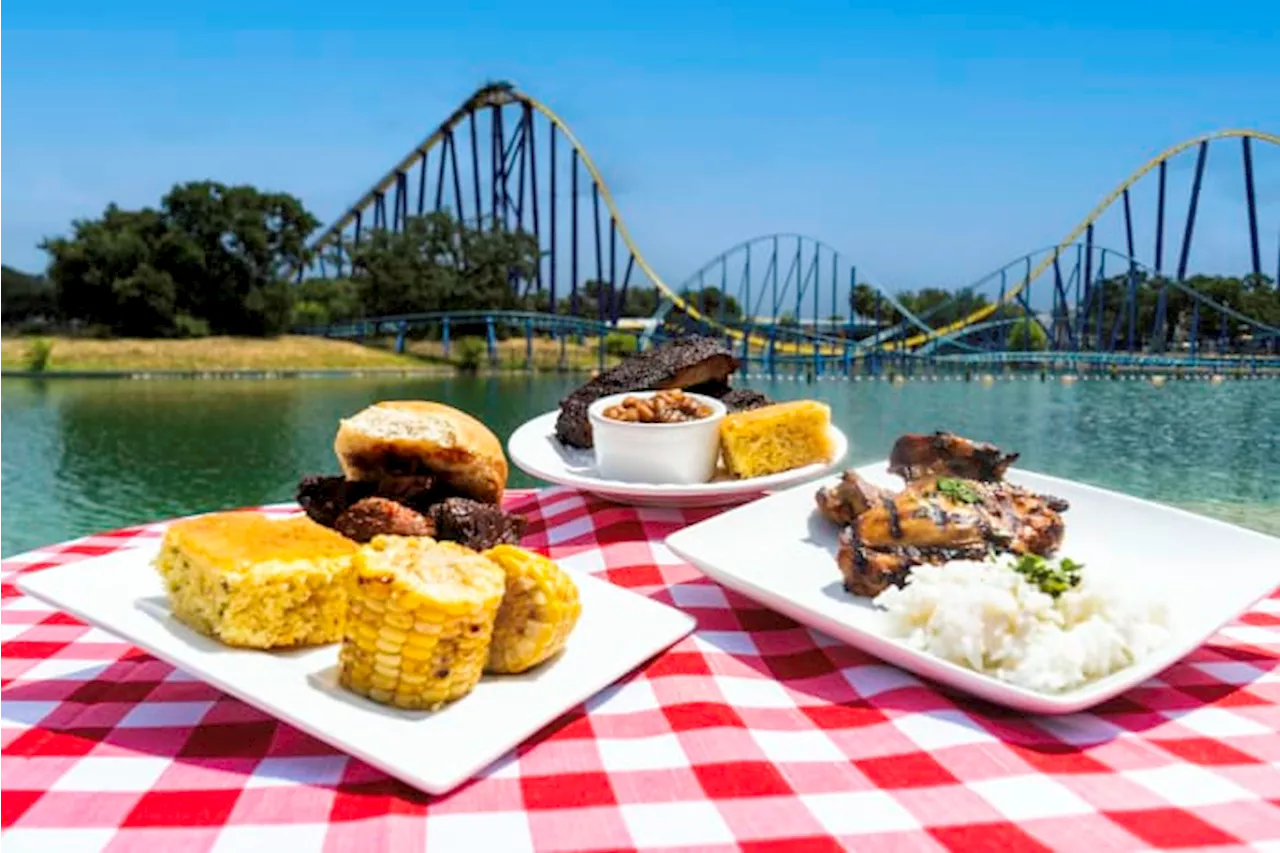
[815,470,891,526]
[816,433,1071,597]
[888,431,1020,483]
[835,472,1069,597]
[554,336,739,448]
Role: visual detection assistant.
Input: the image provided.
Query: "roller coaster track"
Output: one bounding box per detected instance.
[304,85,1277,356]
[303,84,862,356]
[884,129,1280,350]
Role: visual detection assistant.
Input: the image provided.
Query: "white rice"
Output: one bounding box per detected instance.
[873,555,1171,693]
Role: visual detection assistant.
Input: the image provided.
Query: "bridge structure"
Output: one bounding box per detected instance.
[294,82,1280,376]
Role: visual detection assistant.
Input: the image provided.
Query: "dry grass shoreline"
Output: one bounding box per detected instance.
[0,334,621,375]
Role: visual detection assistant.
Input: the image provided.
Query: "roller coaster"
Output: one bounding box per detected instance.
[295,81,1280,373]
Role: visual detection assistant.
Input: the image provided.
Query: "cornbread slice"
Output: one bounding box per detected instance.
[339,535,506,710]
[154,512,359,649]
[719,399,835,479]
[481,545,581,674]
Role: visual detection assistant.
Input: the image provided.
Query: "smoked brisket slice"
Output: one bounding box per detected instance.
[554,335,740,448]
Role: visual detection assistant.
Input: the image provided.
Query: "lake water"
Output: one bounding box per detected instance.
[3,375,1278,557]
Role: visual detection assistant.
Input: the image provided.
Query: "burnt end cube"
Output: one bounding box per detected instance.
[296,475,376,528]
[332,497,436,543]
[427,498,528,551]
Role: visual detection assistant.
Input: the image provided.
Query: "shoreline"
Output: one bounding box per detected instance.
[3,335,1276,382]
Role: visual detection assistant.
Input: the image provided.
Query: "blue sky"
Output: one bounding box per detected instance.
[4,0,1278,298]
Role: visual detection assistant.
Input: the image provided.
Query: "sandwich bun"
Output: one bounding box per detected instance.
[334,400,508,504]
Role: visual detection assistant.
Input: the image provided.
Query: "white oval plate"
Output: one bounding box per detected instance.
[507,409,849,508]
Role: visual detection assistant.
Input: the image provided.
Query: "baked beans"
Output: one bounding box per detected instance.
[602,389,713,423]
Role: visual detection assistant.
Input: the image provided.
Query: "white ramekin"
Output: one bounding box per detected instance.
[587,391,728,484]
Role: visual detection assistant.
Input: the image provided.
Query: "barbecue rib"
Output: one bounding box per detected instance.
[815,432,1070,597]
[553,336,740,448]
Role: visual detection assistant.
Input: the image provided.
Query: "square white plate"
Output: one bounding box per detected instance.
[16,542,695,794]
[666,461,1280,714]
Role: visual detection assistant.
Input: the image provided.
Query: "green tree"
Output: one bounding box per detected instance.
[678,286,742,322]
[161,181,318,335]
[343,212,538,317]
[1007,316,1049,351]
[40,182,318,336]
[850,283,879,319]
[2,266,57,323]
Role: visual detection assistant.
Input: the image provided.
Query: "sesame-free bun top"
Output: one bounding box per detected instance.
[334,401,508,504]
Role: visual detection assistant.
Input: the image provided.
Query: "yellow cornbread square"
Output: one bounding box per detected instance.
[153,511,360,649]
[719,399,835,479]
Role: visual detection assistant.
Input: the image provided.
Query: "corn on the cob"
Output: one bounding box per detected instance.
[481,544,582,674]
[338,535,506,710]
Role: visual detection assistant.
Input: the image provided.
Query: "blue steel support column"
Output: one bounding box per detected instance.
[528,111,541,292]
[719,256,728,330]
[872,291,881,376]
[593,184,604,334]
[1072,243,1084,347]
[469,111,482,225]
[831,251,838,334]
[353,210,363,249]
[491,105,504,230]
[771,235,779,341]
[1176,142,1208,283]
[442,317,451,357]
[395,321,408,354]
[1155,160,1167,275]
[608,218,617,326]
[434,139,447,212]
[793,238,802,328]
[549,128,557,317]
[525,317,534,368]
[570,150,579,335]
[1152,287,1168,352]
[485,316,497,364]
[1242,137,1262,280]
[616,254,635,327]
[1051,251,1071,350]
[1095,251,1106,352]
[742,243,752,371]
[449,135,463,221]
[998,270,1010,351]
[1083,225,1094,349]
[844,265,853,376]
[1126,269,1138,351]
[812,242,820,377]
[392,172,405,231]
[418,152,428,215]
[515,105,529,232]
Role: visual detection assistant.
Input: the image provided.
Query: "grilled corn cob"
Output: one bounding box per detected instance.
[481,545,582,674]
[338,535,506,710]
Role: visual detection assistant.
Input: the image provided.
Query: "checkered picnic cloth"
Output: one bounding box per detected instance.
[2,488,1278,853]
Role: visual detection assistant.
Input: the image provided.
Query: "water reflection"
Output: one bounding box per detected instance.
[2,374,1277,557]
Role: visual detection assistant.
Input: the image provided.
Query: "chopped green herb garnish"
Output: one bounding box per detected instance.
[936,476,981,504]
[1011,553,1084,598]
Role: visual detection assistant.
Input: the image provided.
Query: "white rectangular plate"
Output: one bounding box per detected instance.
[16,543,695,794]
[666,461,1280,714]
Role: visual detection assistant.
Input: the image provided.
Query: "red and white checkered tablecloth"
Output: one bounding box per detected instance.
[3,487,1278,853]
